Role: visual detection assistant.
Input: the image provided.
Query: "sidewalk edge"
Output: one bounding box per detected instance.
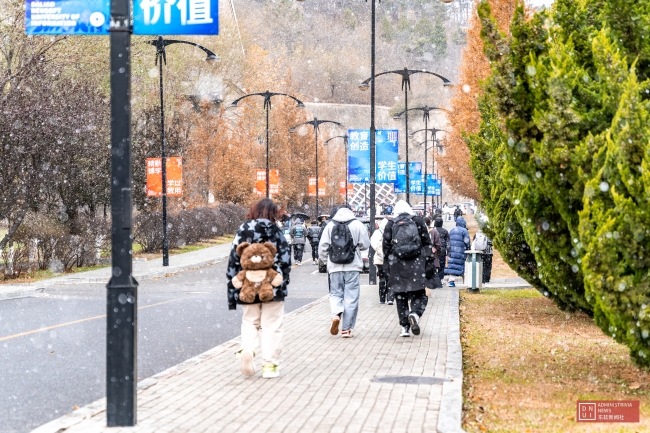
[30,294,329,433]
[437,289,467,433]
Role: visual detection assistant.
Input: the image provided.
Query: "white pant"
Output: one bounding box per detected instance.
[241,301,284,365]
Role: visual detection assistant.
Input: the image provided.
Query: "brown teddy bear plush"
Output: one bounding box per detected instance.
[231,242,283,303]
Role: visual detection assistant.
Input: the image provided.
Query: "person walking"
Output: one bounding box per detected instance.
[453,205,463,221]
[434,216,450,285]
[290,218,307,265]
[370,218,394,304]
[307,220,321,264]
[382,200,434,337]
[445,216,471,281]
[319,205,370,338]
[424,217,443,290]
[227,198,291,379]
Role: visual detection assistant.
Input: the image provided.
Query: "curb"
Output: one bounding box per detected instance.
[30,294,330,433]
[0,286,45,301]
[1,254,230,302]
[437,289,468,433]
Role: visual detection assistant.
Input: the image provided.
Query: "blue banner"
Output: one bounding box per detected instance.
[426,175,441,197]
[133,0,219,35]
[25,0,110,35]
[394,162,423,194]
[410,162,423,195]
[348,129,399,184]
[375,129,399,184]
[394,162,406,193]
[348,129,370,183]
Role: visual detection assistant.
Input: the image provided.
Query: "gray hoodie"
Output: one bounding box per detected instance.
[318,207,370,273]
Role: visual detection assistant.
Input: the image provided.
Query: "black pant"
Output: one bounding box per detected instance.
[293,243,304,262]
[377,265,394,303]
[395,289,428,328]
[437,256,446,283]
[309,241,319,261]
[483,254,493,283]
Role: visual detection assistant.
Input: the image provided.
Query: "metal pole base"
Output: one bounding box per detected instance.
[466,288,481,294]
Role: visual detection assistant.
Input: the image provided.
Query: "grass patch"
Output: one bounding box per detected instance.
[460,289,650,432]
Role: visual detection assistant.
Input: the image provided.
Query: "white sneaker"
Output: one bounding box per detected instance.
[408,313,420,336]
[240,349,255,376]
[400,326,410,337]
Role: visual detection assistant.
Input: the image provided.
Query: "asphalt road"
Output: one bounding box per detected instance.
[0,243,361,433]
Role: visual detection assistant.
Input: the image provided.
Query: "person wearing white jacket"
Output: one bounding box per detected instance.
[370,218,394,305]
[319,205,370,338]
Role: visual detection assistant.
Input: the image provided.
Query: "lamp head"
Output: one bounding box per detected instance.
[297,101,306,108]
[206,54,219,64]
[359,82,370,91]
[443,82,454,88]
[289,127,297,133]
[392,114,402,121]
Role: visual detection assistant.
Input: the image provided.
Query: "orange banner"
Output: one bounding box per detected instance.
[309,177,326,197]
[341,182,353,197]
[146,157,182,197]
[255,169,280,196]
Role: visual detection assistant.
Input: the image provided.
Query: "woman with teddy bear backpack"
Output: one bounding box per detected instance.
[227,198,292,379]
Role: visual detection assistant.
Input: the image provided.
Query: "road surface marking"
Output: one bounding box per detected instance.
[311,270,319,275]
[0,299,181,342]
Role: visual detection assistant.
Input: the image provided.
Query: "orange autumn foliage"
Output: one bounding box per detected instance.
[439,0,518,200]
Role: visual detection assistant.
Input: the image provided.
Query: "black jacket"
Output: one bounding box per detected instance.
[226,219,291,310]
[434,216,450,258]
[382,213,433,293]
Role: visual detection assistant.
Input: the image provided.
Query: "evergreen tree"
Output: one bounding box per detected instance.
[467,96,552,299]
[579,63,650,366]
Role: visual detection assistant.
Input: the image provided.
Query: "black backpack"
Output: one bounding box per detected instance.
[328,220,356,264]
[391,215,422,260]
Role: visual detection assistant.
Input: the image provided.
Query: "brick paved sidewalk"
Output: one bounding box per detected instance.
[34,286,465,433]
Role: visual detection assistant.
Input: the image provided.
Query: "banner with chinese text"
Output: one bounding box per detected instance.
[426,175,441,197]
[394,162,423,194]
[347,129,399,184]
[133,0,219,35]
[146,157,183,197]
[308,177,326,197]
[255,169,280,196]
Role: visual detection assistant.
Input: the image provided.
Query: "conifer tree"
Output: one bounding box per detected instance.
[579,63,650,366]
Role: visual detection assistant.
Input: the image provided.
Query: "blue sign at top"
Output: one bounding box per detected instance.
[25,0,110,35]
[133,0,219,35]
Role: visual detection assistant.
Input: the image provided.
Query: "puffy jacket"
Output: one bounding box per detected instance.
[445,216,470,276]
[226,219,291,309]
[370,218,389,265]
[382,201,433,293]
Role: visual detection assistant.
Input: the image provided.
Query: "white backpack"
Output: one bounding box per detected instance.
[474,231,488,251]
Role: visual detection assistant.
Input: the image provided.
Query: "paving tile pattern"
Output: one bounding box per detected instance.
[54,286,456,433]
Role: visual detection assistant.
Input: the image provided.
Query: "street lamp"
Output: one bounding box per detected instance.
[289,117,345,218]
[148,36,219,267]
[394,105,449,216]
[325,134,349,207]
[413,135,445,211]
[229,90,305,198]
[359,68,452,203]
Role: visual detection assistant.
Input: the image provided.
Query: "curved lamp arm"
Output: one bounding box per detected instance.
[148,37,219,65]
[289,118,345,133]
[393,106,451,121]
[360,68,453,91]
[325,134,349,145]
[229,90,305,111]
[409,127,447,138]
